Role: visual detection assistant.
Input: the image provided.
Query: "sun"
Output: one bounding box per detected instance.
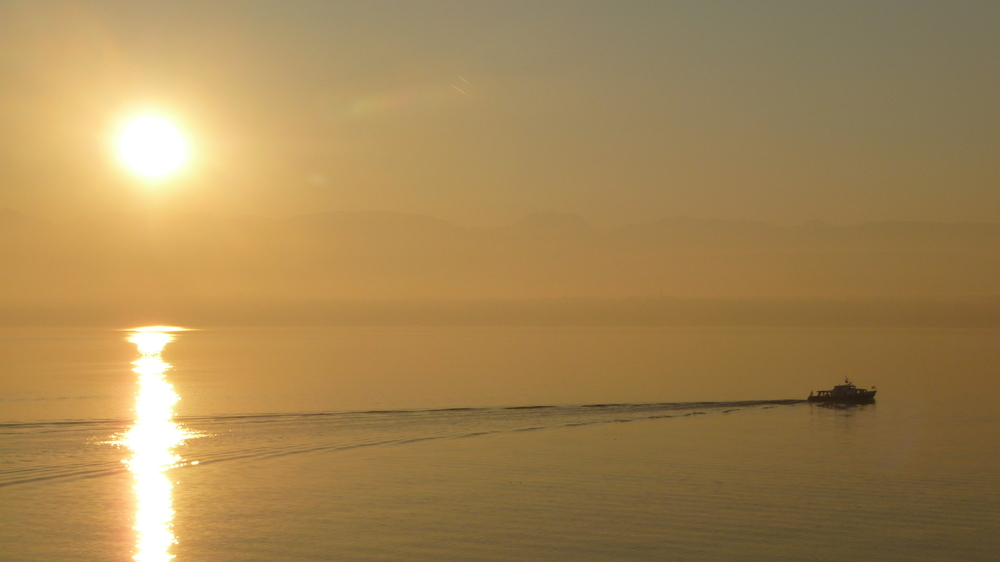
[117,115,189,179]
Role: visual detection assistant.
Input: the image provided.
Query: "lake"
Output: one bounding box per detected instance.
[2,327,998,561]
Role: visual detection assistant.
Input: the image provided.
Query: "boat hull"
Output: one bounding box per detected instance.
[807,391,876,404]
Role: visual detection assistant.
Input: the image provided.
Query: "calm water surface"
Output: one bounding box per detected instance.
[1,327,998,561]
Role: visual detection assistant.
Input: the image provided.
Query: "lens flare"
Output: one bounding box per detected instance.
[120,328,193,562]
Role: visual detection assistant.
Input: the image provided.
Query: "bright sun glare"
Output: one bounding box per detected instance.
[121,327,195,562]
[117,116,189,179]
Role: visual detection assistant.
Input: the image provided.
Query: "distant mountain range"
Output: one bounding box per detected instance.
[2,209,999,326]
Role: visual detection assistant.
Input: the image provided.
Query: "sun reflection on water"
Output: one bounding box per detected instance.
[121,327,193,562]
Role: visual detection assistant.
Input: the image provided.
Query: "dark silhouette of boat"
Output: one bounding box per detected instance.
[808,378,876,403]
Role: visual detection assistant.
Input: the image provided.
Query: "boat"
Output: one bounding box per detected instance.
[808,378,876,403]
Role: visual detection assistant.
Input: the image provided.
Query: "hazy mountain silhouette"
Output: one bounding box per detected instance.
[2,209,999,326]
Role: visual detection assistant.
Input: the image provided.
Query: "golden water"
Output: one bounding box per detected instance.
[1,327,998,561]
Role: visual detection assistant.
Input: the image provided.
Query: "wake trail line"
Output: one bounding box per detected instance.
[0,399,804,432]
[1,400,806,488]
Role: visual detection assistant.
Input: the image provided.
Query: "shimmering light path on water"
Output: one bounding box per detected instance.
[120,327,193,562]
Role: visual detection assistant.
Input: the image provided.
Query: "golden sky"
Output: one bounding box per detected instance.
[1,1,998,226]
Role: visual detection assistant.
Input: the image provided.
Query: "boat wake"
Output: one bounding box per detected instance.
[0,399,803,488]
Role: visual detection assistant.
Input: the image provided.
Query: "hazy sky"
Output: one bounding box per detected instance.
[1,0,998,226]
